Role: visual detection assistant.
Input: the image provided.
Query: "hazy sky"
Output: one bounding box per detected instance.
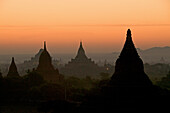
[0,0,170,54]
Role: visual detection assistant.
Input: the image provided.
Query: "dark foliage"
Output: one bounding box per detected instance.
[157,71,170,89]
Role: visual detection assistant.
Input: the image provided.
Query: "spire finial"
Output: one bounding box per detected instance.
[80,41,82,47]
[12,57,14,62]
[44,41,47,51]
[127,29,132,38]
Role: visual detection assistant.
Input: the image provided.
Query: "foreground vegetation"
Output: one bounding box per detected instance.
[0,71,169,113]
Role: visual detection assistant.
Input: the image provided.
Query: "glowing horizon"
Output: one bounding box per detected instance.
[0,0,170,54]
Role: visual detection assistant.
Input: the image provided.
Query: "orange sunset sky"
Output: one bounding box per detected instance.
[0,0,170,54]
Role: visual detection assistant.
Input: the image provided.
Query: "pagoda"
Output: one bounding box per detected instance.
[36,41,62,83]
[111,29,153,87]
[7,57,20,77]
[60,42,102,77]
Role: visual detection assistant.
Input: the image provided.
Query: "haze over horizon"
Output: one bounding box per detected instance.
[0,45,170,55]
[0,0,170,54]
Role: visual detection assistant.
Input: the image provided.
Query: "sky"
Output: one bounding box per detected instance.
[0,0,170,54]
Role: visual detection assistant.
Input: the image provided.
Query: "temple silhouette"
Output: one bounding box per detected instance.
[36,41,63,83]
[17,48,61,76]
[60,41,102,77]
[111,29,153,87]
[79,29,161,112]
[7,57,20,77]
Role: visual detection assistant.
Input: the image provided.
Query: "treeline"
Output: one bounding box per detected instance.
[0,70,170,104]
[144,63,170,81]
[156,71,170,90]
[0,71,170,113]
[0,71,111,112]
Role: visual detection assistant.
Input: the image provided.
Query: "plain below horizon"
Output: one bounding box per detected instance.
[0,46,170,64]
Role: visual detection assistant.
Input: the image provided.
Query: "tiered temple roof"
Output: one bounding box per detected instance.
[60,42,102,77]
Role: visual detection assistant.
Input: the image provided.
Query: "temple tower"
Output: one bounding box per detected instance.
[7,57,20,77]
[36,41,62,83]
[111,29,153,87]
[37,41,55,71]
[60,41,102,77]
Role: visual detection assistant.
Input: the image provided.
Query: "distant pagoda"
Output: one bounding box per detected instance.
[60,42,102,77]
[111,29,153,87]
[75,41,88,60]
[36,41,62,83]
[7,57,20,77]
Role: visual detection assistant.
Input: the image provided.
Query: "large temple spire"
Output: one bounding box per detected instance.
[119,29,139,59]
[111,29,153,87]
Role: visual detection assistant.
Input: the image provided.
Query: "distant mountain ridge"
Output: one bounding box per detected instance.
[113,46,170,64]
[137,46,170,53]
[113,46,170,53]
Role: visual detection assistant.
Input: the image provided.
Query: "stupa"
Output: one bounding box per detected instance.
[60,42,102,77]
[7,57,20,77]
[36,41,62,83]
[111,29,153,87]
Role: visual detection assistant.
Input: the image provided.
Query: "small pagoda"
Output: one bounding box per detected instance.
[7,57,20,77]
